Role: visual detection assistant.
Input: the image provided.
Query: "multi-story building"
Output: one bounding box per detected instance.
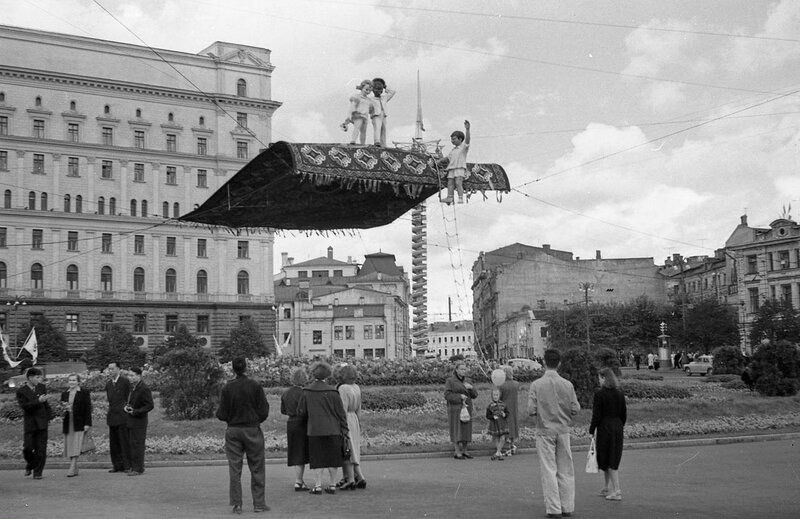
[472,243,666,357]
[0,25,280,356]
[496,308,549,360]
[424,320,476,359]
[275,248,410,359]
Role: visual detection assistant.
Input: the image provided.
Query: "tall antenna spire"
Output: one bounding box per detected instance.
[415,70,425,139]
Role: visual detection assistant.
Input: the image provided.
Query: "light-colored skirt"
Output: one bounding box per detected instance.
[64,419,84,458]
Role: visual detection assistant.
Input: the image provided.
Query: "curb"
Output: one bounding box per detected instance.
[2,431,799,471]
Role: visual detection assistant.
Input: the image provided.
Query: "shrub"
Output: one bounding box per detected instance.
[361,389,426,411]
[703,374,739,383]
[593,347,622,376]
[622,381,692,399]
[0,400,24,421]
[218,318,273,363]
[85,326,147,371]
[751,340,800,397]
[720,380,749,391]
[712,346,746,375]
[558,349,598,408]
[622,372,663,381]
[153,325,225,420]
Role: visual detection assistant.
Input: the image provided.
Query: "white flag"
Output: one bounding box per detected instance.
[21,328,38,365]
[273,335,283,356]
[1,333,24,368]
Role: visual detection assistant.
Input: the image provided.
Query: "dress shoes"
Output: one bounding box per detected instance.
[253,506,270,513]
[24,469,32,477]
[127,471,143,476]
[108,468,126,473]
[231,505,242,515]
[32,475,43,480]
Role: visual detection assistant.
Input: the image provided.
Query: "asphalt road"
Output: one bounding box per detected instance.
[1,439,798,519]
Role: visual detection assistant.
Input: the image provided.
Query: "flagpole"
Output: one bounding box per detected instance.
[5,297,26,358]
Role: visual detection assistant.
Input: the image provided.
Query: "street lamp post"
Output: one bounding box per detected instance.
[578,282,594,350]
[5,297,27,352]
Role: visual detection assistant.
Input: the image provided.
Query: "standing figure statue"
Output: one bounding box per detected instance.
[370,77,395,147]
[341,80,374,145]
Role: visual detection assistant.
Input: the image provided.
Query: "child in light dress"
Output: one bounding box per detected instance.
[486,387,509,461]
[341,80,374,145]
[437,120,471,204]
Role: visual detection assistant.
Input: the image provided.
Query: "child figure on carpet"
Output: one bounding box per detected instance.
[437,120,470,204]
[341,80,374,145]
[370,77,395,147]
[486,387,509,461]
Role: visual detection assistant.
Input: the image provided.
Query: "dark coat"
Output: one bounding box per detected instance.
[297,380,349,437]
[125,381,154,429]
[61,388,93,434]
[444,374,478,443]
[106,375,131,427]
[589,387,627,471]
[280,386,305,423]
[216,374,269,427]
[16,383,51,432]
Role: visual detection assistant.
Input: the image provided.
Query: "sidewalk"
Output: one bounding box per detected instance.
[2,439,798,518]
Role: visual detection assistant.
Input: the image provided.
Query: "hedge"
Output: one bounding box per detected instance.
[361,389,427,411]
[622,381,692,400]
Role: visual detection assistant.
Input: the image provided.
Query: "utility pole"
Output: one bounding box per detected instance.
[578,282,593,350]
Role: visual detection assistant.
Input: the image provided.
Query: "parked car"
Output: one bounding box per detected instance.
[506,358,542,371]
[684,355,714,376]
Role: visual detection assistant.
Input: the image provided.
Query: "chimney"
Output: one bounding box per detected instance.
[287,257,294,266]
[596,250,602,260]
[741,215,748,226]
[672,253,682,264]
[347,256,352,263]
[281,252,288,267]
[327,246,333,260]
[542,244,550,251]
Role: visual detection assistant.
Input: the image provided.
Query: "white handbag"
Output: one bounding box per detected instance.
[585,438,598,473]
[459,403,470,423]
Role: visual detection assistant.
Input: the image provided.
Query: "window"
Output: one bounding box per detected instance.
[33,119,45,139]
[40,192,47,211]
[133,163,145,182]
[166,134,176,152]
[104,104,110,114]
[101,266,113,292]
[140,199,147,217]
[67,157,79,176]
[199,116,205,126]
[32,229,43,249]
[134,235,144,254]
[749,287,760,311]
[31,263,43,289]
[133,313,147,333]
[345,325,354,340]
[197,239,207,257]
[196,270,208,294]
[35,96,42,107]
[162,201,169,218]
[33,154,44,174]
[3,190,10,208]
[298,271,308,278]
[130,199,137,217]
[173,203,180,218]
[237,140,248,159]
[197,137,207,155]
[237,271,249,294]
[133,267,145,292]
[28,191,36,210]
[101,160,112,179]
[165,268,177,293]
[334,326,343,340]
[239,315,252,324]
[109,197,116,215]
[782,284,792,305]
[66,264,79,290]
[363,325,373,339]
[98,196,105,215]
[375,324,385,339]
[101,233,112,253]
[333,270,343,277]
[746,255,758,274]
[100,313,114,332]
[0,151,6,170]
[236,78,247,96]
[67,123,79,142]
[283,308,291,319]
[237,240,249,259]
[67,231,78,251]
[165,314,178,333]
[75,195,82,213]
[166,166,177,185]
[312,270,329,278]
[168,112,174,122]
[166,236,176,255]
[69,101,76,110]
[236,112,248,128]
[312,330,322,344]
[197,315,209,333]
[541,327,549,337]
[102,126,113,145]
[0,116,7,135]
[135,108,142,118]
[65,313,79,332]
[363,348,374,359]
[134,130,145,149]
[197,169,207,187]
[0,227,5,248]
[0,262,6,288]
[778,250,790,270]
[375,348,386,358]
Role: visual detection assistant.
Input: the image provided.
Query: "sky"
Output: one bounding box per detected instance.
[4,0,800,322]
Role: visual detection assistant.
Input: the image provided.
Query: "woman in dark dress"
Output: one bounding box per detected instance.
[444,361,478,459]
[281,367,310,491]
[297,361,349,495]
[589,367,627,501]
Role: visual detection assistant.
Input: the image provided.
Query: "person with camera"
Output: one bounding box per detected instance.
[16,367,52,479]
[124,367,153,476]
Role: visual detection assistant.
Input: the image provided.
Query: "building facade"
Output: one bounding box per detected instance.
[496,309,548,360]
[0,25,280,356]
[424,320,476,359]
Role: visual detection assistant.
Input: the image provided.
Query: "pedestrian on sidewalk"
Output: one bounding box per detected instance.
[444,360,478,459]
[105,361,131,474]
[589,367,627,501]
[486,388,509,461]
[124,367,153,477]
[281,367,310,492]
[16,367,51,480]
[217,357,270,514]
[527,349,580,518]
[61,373,92,477]
[499,366,520,456]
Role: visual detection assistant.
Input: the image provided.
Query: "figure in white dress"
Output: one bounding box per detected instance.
[370,77,395,147]
[341,80,374,145]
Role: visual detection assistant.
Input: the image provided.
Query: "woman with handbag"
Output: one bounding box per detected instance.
[444,361,478,459]
[297,361,349,495]
[61,373,93,477]
[336,364,366,490]
[589,367,627,501]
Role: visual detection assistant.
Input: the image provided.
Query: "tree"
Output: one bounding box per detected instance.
[558,348,598,408]
[711,345,746,375]
[680,299,740,354]
[152,324,200,360]
[749,300,800,346]
[85,325,147,370]
[217,318,272,362]
[16,314,68,363]
[750,339,800,397]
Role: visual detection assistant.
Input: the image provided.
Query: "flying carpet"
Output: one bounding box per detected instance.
[179,141,510,231]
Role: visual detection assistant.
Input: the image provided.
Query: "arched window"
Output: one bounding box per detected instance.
[133,267,145,292]
[0,92,5,102]
[104,104,110,114]
[130,199,137,217]
[135,108,142,118]
[141,200,148,217]
[66,264,79,290]
[97,196,105,215]
[28,191,36,210]
[40,192,47,211]
[162,202,169,218]
[3,190,10,209]
[70,100,76,111]
[168,112,174,122]
[75,195,82,213]
[0,261,6,288]
[109,197,116,215]
[196,270,208,294]
[31,263,44,289]
[236,79,247,97]
[199,116,205,126]
[35,96,42,107]
[165,268,177,293]
[101,266,113,292]
[64,194,71,212]
[237,270,249,295]
[173,202,180,218]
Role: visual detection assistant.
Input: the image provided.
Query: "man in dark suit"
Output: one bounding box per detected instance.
[16,367,51,479]
[124,366,154,476]
[105,361,131,473]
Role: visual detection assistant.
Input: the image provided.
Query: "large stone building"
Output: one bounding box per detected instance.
[424,320,476,359]
[274,248,410,359]
[0,25,280,357]
[472,243,666,357]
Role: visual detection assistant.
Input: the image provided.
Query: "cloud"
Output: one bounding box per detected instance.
[730,0,800,71]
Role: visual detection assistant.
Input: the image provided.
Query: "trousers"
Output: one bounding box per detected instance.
[109,423,131,471]
[23,428,48,476]
[536,433,575,515]
[225,426,266,508]
[128,426,147,473]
